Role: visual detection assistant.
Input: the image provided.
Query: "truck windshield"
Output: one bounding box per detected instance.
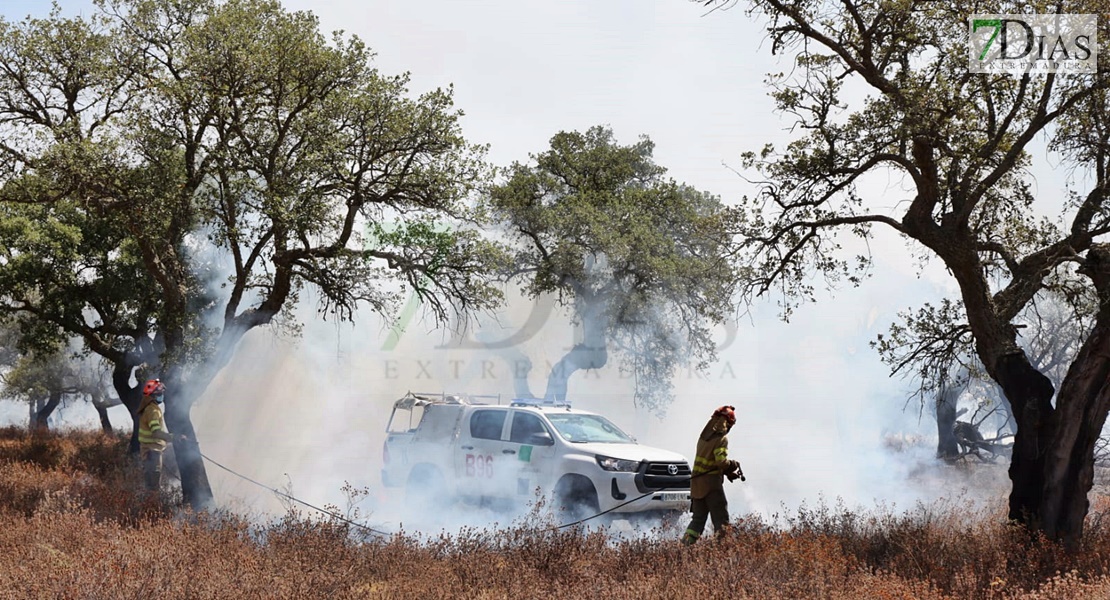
[546,414,634,443]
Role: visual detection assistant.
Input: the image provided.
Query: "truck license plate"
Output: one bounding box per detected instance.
[659,492,688,503]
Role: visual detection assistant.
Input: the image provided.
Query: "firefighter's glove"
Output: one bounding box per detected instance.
[725,460,741,482]
[725,460,747,483]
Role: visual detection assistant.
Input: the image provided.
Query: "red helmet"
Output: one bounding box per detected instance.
[713,405,736,426]
[143,379,165,396]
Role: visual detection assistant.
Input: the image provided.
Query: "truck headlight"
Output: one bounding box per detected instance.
[596,455,641,472]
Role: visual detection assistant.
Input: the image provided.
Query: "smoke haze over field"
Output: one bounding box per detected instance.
[182,249,1007,533]
[0,0,1036,533]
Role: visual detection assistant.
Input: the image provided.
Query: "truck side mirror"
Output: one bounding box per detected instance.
[527,431,554,446]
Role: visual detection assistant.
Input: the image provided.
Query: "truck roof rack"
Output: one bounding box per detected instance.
[392,391,501,410]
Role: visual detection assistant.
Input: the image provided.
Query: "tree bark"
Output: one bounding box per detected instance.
[163,389,214,509]
[991,381,1018,435]
[996,352,1056,529]
[162,339,214,509]
[112,360,142,454]
[914,200,1057,533]
[544,298,608,402]
[32,391,62,431]
[94,403,112,433]
[111,355,214,509]
[936,385,961,460]
[1039,244,1110,547]
[91,389,112,434]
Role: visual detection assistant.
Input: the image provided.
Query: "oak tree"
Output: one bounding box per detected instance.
[701,0,1110,544]
[486,126,737,412]
[0,0,504,507]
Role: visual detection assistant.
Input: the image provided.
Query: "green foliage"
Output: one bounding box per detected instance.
[731,0,1103,318]
[713,0,1110,378]
[708,0,1110,538]
[0,0,506,404]
[2,349,67,403]
[872,298,974,400]
[873,279,1097,431]
[486,126,738,411]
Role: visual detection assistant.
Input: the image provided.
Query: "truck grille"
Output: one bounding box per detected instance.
[636,461,691,492]
[645,462,691,477]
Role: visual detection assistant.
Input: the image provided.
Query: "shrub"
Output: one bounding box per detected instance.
[0,428,1109,599]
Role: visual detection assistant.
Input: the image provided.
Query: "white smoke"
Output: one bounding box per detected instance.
[187,251,1009,537]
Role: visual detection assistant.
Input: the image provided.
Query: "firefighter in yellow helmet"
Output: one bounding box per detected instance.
[682,405,744,545]
[137,379,181,491]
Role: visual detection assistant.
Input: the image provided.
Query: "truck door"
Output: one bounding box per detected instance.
[505,410,558,501]
[455,408,511,499]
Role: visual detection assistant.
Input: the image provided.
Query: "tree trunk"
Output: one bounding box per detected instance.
[996,351,1056,529]
[930,226,1057,535]
[936,385,961,459]
[1040,334,1110,547]
[110,354,214,508]
[112,360,142,454]
[91,389,112,433]
[1038,244,1110,547]
[544,298,608,402]
[163,386,214,510]
[156,321,261,511]
[94,403,112,433]
[992,381,1019,434]
[33,391,63,431]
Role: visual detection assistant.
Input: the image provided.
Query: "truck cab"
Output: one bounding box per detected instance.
[382,393,692,518]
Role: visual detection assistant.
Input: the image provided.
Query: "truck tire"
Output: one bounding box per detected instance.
[554,475,599,521]
[406,465,449,512]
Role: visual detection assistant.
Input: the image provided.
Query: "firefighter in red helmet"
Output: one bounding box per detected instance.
[136,379,181,491]
[682,405,745,545]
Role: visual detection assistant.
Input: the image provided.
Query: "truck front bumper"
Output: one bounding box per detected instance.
[605,474,690,513]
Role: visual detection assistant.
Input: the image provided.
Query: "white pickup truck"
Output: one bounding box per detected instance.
[381,392,692,518]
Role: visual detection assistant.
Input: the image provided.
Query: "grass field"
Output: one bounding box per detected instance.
[2,427,1110,599]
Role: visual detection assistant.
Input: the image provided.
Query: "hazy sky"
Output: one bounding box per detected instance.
[1,0,1044,525]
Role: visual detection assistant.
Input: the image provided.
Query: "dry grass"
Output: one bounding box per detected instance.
[1,427,1110,599]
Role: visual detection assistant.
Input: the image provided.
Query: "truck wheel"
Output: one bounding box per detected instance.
[406,466,449,511]
[554,476,599,521]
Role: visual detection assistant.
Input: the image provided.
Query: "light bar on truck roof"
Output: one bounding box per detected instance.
[509,397,572,409]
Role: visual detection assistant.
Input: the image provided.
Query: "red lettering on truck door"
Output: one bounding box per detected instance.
[465,454,494,478]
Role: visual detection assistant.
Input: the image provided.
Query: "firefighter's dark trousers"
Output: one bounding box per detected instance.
[141,448,163,491]
[683,488,729,544]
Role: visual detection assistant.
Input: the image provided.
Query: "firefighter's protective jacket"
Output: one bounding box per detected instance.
[690,415,734,499]
[138,399,170,452]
